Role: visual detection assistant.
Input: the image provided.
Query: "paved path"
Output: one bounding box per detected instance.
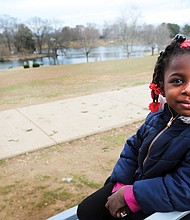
[0,84,151,160]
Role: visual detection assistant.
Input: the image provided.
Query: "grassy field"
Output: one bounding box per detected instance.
[0,56,157,219]
[0,55,157,111]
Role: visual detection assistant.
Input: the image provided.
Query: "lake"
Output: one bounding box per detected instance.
[0,45,151,70]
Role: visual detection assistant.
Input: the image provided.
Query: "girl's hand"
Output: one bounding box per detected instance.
[105,186,130,218]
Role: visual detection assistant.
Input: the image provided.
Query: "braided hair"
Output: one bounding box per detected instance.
[149,34,190,112]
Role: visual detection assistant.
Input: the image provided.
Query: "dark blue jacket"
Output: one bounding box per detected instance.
[110,104,190,214]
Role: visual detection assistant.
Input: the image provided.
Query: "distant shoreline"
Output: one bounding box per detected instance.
[4,53,51,61]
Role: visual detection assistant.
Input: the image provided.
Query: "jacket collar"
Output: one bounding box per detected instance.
[164,103,190,124]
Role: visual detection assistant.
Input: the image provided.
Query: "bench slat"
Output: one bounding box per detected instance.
[144,211,190,220]
[47,205,190,220]
[47,206,78,220]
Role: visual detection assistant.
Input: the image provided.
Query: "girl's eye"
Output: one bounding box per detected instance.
[171,79,183,84]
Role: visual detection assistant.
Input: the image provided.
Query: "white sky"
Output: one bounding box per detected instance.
[0,0,190,27]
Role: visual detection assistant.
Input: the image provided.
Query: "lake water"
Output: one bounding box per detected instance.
[0,45,150,70]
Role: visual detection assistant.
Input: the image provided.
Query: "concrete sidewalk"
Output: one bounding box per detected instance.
[0,84,151,160]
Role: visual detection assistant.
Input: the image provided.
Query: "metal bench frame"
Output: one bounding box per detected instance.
[47,205,190,220]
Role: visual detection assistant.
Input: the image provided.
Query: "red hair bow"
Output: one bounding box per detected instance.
[180,40,190,48]
[149,83,161,112]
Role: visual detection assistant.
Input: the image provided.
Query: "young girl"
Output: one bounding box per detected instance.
[77,34,190,220]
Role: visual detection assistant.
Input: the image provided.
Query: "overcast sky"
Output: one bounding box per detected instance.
[1,0,190,27]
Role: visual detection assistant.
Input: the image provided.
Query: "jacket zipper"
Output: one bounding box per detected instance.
[143,115,178,166]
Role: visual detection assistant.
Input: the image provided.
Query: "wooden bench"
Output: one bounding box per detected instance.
[47,205,190,220]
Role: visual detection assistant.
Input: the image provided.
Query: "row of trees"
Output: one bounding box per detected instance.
[1,9,190,62]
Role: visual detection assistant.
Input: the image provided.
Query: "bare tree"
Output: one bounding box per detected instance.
[44,19,64,57]
[117,6,142,57]
[14,23,35,53]
[102,22,119,42]
[0,15,17,53]
[76,23,99,62]
[0,33,9,59]
[155,23,170,52]
[141,23,170,55]
[141,24,156,55]
[58,26,74,56]
[27,17,50,54]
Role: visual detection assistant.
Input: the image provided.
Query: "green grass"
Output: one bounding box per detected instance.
[43,188,71,201]
[0,85,18,92]
[0,184,15,195]
[33,185,49,191]
[37,187,72,208]
[102,133,126,151]
[72,174,101,189]
[103,133,126,145]
[0,160,5,166]
[34,174,51,181]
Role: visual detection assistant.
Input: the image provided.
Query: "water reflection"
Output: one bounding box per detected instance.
[0,45,150,70]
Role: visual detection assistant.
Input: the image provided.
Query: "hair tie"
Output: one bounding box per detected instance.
[149,83,161,112]
[173,34,186,43]
[180,40,190,48]
[172,34,190,49]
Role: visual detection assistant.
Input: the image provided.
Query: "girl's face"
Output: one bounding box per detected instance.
[162,54,190,117]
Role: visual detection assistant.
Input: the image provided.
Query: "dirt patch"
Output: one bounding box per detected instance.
[0,121,142,220]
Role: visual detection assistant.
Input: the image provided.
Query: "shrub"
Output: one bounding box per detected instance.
[33,63,40,68]
[23,64,29,69]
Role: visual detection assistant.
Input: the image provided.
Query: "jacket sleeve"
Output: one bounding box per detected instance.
[110,122,146,184]
[134,149,190,213]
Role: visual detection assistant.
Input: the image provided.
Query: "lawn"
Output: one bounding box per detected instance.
[0,56,156,111]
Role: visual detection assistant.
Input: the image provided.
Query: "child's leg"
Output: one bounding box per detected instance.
[77,182,114,220]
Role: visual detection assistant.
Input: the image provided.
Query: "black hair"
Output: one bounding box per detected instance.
[151,34,190,102]
[152,34,190,87]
